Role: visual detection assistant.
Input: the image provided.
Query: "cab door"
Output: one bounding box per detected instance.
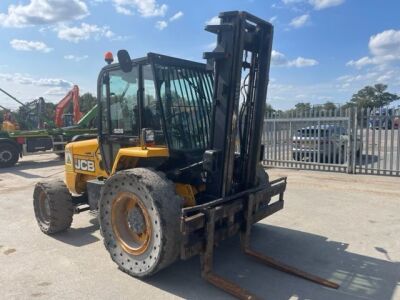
[99,65,140,173]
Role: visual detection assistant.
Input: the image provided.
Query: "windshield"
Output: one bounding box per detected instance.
[153,63,213,151]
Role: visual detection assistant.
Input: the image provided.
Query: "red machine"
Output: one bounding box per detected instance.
[54,85,83,127]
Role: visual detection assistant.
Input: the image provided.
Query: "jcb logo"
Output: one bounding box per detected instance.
[74,159,95,172]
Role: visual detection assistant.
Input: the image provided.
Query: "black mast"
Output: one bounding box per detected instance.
[203,11,274,198]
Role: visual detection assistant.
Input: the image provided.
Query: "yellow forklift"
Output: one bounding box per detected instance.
[33,11,338,298]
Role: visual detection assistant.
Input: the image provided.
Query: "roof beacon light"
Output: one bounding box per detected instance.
[104,51,114,65]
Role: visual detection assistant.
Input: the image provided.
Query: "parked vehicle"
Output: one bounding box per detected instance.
[292,125,360,164]
[0,106,98,168]
[369,108,397,129]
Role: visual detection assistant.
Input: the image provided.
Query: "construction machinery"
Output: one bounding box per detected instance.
[33,11,338,298]
[54,85,83,127]
[0,103,97,168]
[0,84,98,168]
[0,88,50,130]
[0,105,19,132]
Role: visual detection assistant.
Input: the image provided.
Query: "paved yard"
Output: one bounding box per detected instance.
[0,154,399,299]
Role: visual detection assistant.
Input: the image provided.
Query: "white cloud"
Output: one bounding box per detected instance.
[346,56,374,68]
[152,11,182,31]
[288,56,319,67]
[289,14,309,28]
[64,54,89,62]
[115,5,133,15]
[335,69,400,90]
[0,0,88,28]
[347,29,400,68]
[269,16,278,23]
[205,16,220,25]
[282,0,345,10]
[369,29,400,58]
[155,20,168,30]
[337,72,378,84]
[272,50,318,67]
[271,50,288,66]
[169,11,183,22]
[309,0,345,10]
[10,39,53,53]
[56,23,114,43]
[205,42,217,51]
[282,0,303,3]
[376,70,395,83]
[0,72,73,88]
[113,0,167,17]
[35,78,73,87]
[44,87,70,96]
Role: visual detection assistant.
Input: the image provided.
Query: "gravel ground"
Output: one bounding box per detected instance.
[0,154,399,300]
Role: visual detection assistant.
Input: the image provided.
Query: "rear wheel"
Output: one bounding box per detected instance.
[0,143,19,168]
[99,168,182,278]
[33,180,74,234]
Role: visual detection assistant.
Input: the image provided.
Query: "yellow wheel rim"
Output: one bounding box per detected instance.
[111,192,152,255]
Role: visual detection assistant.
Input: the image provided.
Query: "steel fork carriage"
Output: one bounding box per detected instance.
[180,177,339,299]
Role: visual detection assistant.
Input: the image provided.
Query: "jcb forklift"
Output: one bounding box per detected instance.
[33,11,338,299]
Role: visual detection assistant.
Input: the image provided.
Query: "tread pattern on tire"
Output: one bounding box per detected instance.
[33,180,74,234]
[99,168,183,278]
[0,142,19,168]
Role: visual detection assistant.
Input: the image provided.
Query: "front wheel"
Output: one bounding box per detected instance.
[99,168,182,278]
[0,143,19,168]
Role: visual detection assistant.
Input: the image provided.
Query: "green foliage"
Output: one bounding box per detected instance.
[79,93,97,114]
[348,84,399,109]
[294,102,311,111]
[264,103,275,116]
[341,102,354,110]
[322,101,337,111]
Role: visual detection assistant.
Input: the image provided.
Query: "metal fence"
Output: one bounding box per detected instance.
[262,108,400,176]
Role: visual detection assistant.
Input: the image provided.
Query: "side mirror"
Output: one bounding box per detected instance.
[117,49,133,73]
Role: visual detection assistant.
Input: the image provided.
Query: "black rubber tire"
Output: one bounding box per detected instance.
[0,142,19,168]
[99,168,183,278]
[33,180,74,234]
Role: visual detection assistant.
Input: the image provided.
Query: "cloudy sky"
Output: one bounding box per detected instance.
[0,0,399,110]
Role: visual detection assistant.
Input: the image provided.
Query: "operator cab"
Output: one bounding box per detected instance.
[97,51,213,177]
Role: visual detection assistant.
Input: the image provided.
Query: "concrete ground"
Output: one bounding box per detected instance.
[0,154,399,300]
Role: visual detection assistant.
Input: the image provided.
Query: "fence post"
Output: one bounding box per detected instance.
[352,109,358,174]
[347,107,357,174]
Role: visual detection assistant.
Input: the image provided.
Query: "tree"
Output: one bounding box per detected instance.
[349,84,399,109]
[322,101,337,111]
[341,102,354,110]
[294,102,311,112]
[264,103,275,116]
[79,93,97,114]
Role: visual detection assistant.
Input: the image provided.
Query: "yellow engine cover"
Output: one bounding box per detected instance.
[64,139,106,194]
[64,138,200,207]
[64,139,169,195]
